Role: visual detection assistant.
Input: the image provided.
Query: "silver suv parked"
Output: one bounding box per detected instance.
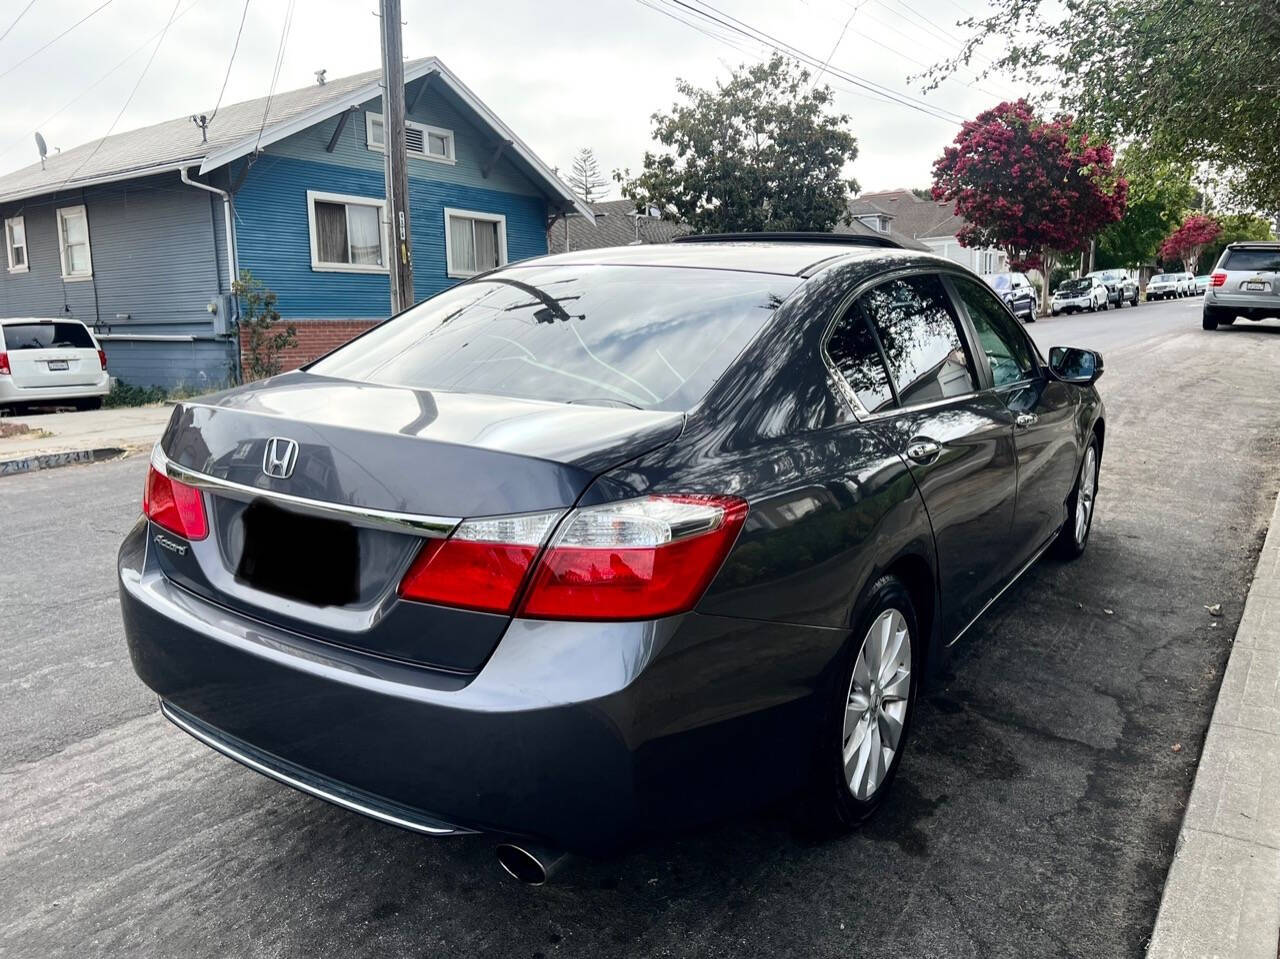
[1203,242,1280,330]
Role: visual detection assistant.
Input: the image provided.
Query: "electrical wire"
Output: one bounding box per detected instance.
[253,0,297,153]
[656,0,965,122]
[0,0,115,82]
[207,0,251,126]
[0,0,39,45]
[50,0,182,193]
[0,0,208,164]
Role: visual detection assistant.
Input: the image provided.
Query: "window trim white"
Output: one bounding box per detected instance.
[5,215,27,273]
[56,205,93,280]
[443,208,507,279]
[305,190,389,274]
[365,111,455,164]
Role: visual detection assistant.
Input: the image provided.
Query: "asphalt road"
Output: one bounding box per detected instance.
[4,295,1280,959]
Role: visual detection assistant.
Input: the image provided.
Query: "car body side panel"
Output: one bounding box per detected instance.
[1002,377,1086,554]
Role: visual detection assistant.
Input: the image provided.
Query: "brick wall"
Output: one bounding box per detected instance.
[239,319,379,377]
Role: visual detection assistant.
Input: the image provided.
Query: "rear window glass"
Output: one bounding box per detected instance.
[2,322,94,350]
[1223,249,1280,272]
[310,265,797,411]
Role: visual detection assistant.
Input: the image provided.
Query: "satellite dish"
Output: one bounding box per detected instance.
[35,131,47,169]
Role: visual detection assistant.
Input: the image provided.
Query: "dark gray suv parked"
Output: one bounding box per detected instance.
[119,236,1106,881]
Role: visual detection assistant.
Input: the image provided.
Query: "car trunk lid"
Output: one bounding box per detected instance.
[152,374,683,672]
[2,321,101,389]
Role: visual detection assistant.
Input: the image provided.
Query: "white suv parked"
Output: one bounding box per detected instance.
[1203,242,1280,330]
[0,318,110,411]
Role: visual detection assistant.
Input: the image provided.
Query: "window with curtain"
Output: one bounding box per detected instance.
[309,193,386,271]
[445,210,505,277]
[56,206,91,278]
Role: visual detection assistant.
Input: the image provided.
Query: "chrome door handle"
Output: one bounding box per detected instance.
[1015,413,1038,429]
[905,439,941,463]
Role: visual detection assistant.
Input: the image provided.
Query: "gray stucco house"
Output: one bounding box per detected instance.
[0,58,590,389]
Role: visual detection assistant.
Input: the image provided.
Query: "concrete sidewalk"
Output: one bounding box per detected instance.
[1148,490,1280,958]
[0,405,171,475]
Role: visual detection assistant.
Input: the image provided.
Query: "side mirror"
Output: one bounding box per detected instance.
[1048,346,1104,385]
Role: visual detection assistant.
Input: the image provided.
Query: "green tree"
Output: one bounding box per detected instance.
[234,271,296,382]
[1200,214,1276,272]
[567,148,609,203]
[927,0,1280,212]
[1095,148,1195,269]
[616,55,859,233]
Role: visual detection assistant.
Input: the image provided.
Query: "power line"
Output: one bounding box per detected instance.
[0,0,207,164]
[253,0,297,153]
[0,0,39,44]
[659,0,965,122]
[51,0,182,194]
[0,0,115,82]
[207,0,251,126]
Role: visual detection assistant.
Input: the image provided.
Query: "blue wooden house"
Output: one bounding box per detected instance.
[0,58,592,388]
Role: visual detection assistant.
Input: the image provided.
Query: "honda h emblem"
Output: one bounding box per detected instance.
[262,437,299,479]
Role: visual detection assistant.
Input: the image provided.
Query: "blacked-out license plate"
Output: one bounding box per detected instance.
[236,499,359,606]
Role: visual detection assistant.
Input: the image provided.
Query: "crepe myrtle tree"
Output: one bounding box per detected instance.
[1159,215,1222,274]
[616,55,860,233]
[932,99,1128,314]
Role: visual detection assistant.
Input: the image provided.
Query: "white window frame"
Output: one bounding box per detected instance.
[5,215,27,273]
[305,190,389,274]
[365,112,455,164]
[444,208,508,279]
[56,205,92,280]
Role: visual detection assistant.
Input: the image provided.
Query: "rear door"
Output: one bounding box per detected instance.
[2,321,101,389]
[949,275,1081,558]
[837,271,1019,641]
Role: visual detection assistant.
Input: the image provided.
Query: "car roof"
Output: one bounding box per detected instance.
[1226,240,1280,249]
[0,317,89,325]
[506,241,933,278]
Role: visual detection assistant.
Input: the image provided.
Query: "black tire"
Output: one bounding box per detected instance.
[75,397,103,411]
[1129,293,1139,306]
[803,575,921,833]
[1052,435,1100,560]
[1202,306,1228,330]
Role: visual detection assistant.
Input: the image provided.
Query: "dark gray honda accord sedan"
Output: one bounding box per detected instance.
[119,234,1104,880]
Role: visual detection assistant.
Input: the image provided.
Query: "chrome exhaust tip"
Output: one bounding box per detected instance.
[496,841,567,885]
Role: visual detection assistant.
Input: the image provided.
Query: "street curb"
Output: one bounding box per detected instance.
[0,446,128,478]
[1147,489,1280,959]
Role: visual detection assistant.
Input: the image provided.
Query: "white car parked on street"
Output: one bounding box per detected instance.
[1051,276,1109,314]
[0,318,110,411]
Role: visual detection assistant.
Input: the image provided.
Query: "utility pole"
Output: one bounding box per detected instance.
[378,0,413,313]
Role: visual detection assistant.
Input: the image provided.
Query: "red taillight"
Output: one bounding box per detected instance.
[1210,271,1227,287]
[97,348,107,370]
[143,463,208,540]
[398,511,560,614]
[396,495,749,621]
[0,351,9,375]
[521,495,748,621]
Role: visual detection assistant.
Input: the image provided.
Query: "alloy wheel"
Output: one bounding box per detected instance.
[842,608,912,800]
[1075,445,1098,543]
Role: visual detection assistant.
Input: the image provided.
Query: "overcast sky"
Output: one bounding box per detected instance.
[0,0,1024,195]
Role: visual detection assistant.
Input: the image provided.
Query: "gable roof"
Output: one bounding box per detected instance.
[549,199,691,251]
[848,189,965,241]
[0,58,592,218]
[832,210,931,252]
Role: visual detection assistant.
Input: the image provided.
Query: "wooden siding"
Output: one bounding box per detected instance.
[234,153,548,319]
[0,173,236,388]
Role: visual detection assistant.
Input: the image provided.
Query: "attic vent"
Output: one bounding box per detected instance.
[404,126,425,154]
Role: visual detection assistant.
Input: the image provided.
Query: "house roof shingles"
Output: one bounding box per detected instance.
[848,189,966,241]
[550,199,690,251]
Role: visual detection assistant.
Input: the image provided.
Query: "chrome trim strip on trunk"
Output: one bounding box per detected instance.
[156,449,458,538]
[159,700,472,836]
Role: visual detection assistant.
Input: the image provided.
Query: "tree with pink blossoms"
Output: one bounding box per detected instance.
[932,99,1128,314]
[1159,215,1222,274]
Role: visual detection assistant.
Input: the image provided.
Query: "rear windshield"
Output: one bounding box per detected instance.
[1223,249,1280,272]
[309,264,797,411]
[2,322,94,350]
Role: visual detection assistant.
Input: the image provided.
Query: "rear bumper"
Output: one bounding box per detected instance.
[0,374,109,403]
[1205,291,1280,317]
[118,520,842,853]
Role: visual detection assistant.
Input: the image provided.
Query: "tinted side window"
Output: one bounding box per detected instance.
[3,322,95,349]
[827,309,895,413]
[952,277,1038,388]
[859,274,976,407]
